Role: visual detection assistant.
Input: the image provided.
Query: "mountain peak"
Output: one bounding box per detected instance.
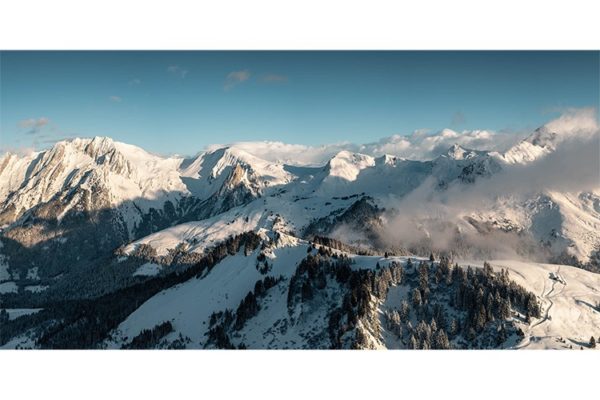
[326,151,375,181]
[500,127,562,165]
[330,149,355,159]
[375,154,400,166]
[329,150,373,163]
[51,135,114,151]
[444,144,481,160]
[524,127,559,149]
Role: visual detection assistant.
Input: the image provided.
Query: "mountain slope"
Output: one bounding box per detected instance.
[101,236,600,349]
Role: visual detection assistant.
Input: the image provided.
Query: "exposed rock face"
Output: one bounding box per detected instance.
[304,197,387,250]
[432,146,503,189]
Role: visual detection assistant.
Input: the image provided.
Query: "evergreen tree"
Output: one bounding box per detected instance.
[486,293,495,321]
[410,335,419,349]
[483,261,493,276]
[499,298,511,320]
[418,262,429,292]
[439,256,450,277]
[449,319,458,337]
[435,265,443,285]
[421,287,430,303]
[590,336,596,349]
[433,329,450,349]
[445,264,453,285]
[496,324,507,347]
[399,300,410,321]
[475,304,487,331]
[412,287,422,308]
[301,281,313,301]
[430,318,437,333]
[467,327,477,342]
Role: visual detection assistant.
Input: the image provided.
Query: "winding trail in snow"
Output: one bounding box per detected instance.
[532,266,560,328]
[515,266,565,349]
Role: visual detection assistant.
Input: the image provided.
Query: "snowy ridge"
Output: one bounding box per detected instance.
[2,113,597,265]
[180,146,294,199]
[105,231,600,349]
[124,206,269,256]
[110,116,599,264]
[0,137,188,225]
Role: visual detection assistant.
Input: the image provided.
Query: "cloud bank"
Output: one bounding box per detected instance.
[543,107,598,138]
[205,107,598,167]
[373,108,599,260]
[205,128,524,166]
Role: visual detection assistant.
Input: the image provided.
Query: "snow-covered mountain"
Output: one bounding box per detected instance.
[0,111,598,349]
[180,146,294,199]
[0,116,598,265]
[0,136,187,229]
[102,250,600,350]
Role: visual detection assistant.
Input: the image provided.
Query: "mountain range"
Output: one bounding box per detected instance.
[0,110,599,349]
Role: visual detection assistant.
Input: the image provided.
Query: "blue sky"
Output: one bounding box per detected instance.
[0,51,598,156]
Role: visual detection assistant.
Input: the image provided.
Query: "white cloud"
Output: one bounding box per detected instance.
[542,107,598,139]
[224,70,250,90]
[205,140,349,166]
[203,107,598,167]
[128,78,142,86]
[374,112,600,259]
[363,135,412,155]
[109,96,122,103]
[384,128,520,160]
[167,65,188,78]
[18,117,50,135]
[206,128,523,166]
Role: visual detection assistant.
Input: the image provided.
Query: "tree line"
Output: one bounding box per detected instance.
[1,232,263,349]
[206,275,283,349]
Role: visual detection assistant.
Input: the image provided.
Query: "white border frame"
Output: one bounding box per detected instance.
[1,1,598,399]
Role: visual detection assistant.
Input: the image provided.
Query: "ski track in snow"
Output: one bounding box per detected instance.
[483,261,599,350]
